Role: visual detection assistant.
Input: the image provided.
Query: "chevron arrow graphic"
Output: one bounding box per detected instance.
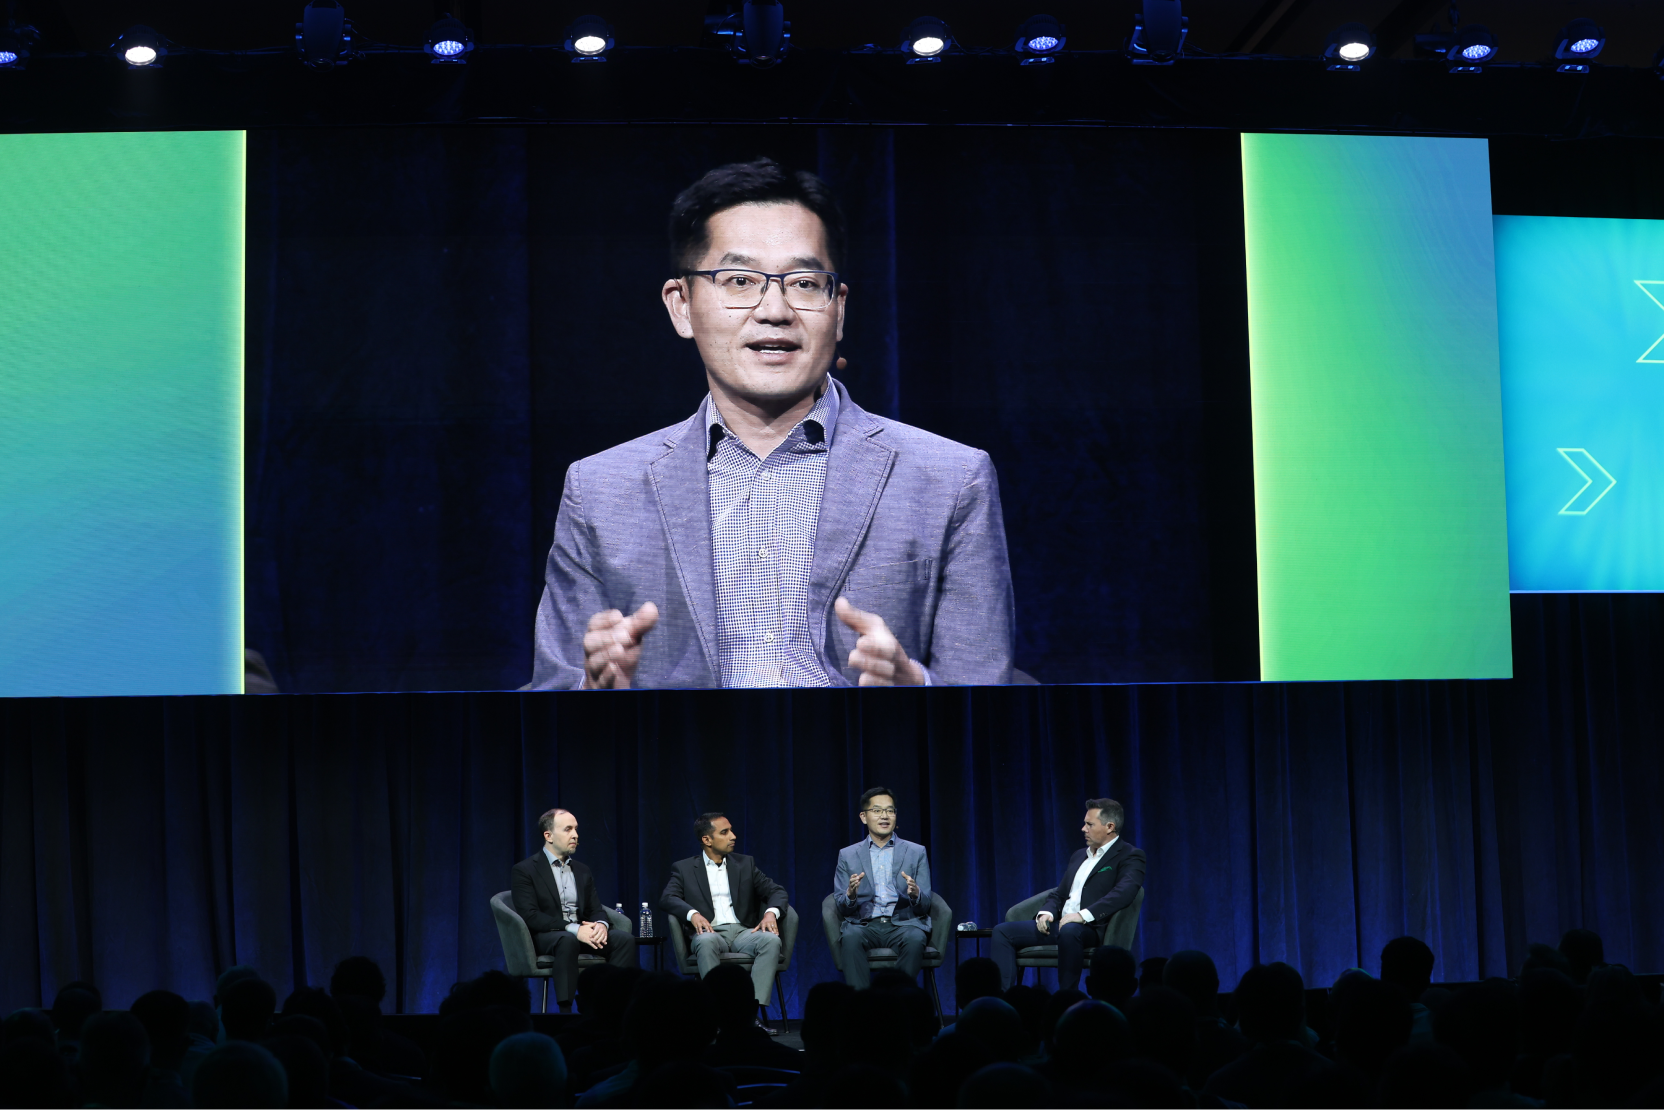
[1557,448,1616,515]
[1635,281,1664,363]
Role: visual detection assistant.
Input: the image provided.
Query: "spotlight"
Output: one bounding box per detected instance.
[1554,18,1604,73]
[902,16,950,61]
[1128,0,1186,65]
[0,23,39,69]
[424,15,473,63]
[1014,14,1066,65]
[1446,24,1496,72]
[713,1,789,68]
[296,1,351,68]
[563,15,614,61]
[1323,22,1375,70]
[113,25,167,68]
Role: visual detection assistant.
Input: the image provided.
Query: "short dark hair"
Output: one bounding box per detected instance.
[1380,936,1435,996]
[537,808,571,836]
[329,956,387,1005]
[668,157,847,274]
[1234,962,1306,1043]
[858,786,896,812]
[1087,798,1124,831]
[694,812,726,841]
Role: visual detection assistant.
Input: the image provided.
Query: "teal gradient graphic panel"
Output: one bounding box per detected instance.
[0,132,244,696]
[1242,133,1512,681]
[1495,215,1664,591]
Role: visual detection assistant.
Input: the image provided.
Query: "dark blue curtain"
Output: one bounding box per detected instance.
[245,124,1258,692]
[5,594,1661,1017]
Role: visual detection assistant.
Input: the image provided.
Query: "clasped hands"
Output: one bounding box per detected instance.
[1034,910,1085,936]
[688,911,780,936]
[583,597,923,688]
[575,921,609,949]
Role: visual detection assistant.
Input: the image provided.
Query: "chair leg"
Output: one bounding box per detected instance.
[540,978,549,1014]
[926,966,943,1027]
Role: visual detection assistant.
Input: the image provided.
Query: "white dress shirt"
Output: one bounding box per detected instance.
[688,852,781,925]
[1040,835,1118,925]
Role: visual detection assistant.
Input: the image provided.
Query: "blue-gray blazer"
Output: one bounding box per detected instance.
[528,378,1015,689]
[833,837,933,936]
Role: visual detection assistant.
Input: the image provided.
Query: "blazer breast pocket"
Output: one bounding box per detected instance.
[842,558,938,657]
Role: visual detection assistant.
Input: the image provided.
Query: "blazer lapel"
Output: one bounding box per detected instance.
[692,857,716,919]
[533,854,563,927]
[648,411,720,681]
[809,389,897,661]
[857,841,874,901]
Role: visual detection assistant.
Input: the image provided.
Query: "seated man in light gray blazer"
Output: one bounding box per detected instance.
[834,786,933,989]
[528,157,1014,691]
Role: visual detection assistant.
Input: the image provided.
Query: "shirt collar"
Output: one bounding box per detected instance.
[868,835,895,851]
[543,845,567,868]
[703,852,726,869]
[1090,836,1118,860]
[705,376,840,460]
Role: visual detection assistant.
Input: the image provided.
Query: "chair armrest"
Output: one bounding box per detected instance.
[666,911,692,969]
[928,893,954,952]
[820,894,843,974]
[1005,889,1056,922]
[603,906,631,934]
[778,905,799,973]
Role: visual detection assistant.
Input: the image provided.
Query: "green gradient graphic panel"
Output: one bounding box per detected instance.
[0,131,244,696]
[1242,133,1511,681]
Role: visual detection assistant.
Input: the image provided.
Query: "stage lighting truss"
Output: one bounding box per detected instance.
[564,15,615,62]
[1014,14,1066,65]
[1554,18,1604,73]
[296,1,352,69]
[710,1,790,68]
[113,25,169,68]
[1323,23,1375,71]
[0,22,39,69]
[424,15,474,63]
[901,16,951,63]
[1128,0,1186,66]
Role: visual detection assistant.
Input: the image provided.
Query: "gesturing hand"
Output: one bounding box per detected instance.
[846,871,866,899]
[583,602,660,689]
[690,912,714,934]
[835,597,924,686]
[901,870,920,900]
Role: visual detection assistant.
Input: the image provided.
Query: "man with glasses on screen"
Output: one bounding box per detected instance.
[529,157,1014,689]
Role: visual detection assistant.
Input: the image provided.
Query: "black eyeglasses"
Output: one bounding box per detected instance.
[682,268,840,310]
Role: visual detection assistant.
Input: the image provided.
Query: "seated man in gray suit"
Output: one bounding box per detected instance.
[509,808,637,1012]
[833,786,932,989]
[660,812,789,1033]
[529,157,1014,690]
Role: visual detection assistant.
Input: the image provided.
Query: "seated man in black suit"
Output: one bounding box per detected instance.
[991,798,1146,993]
[660,812,789,1033]
[510,808,636,1012]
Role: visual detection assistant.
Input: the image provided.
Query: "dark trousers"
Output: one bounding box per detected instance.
[534,927,636,1001]
[991,919,1099,992]
[839,918,927,990]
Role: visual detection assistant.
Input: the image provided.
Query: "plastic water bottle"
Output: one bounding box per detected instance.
[615,902,624,925]
[639,902,654,938]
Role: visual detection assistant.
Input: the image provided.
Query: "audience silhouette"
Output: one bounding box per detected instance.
[5,926,1661,1108]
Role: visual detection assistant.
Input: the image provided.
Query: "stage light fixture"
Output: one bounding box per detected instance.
[1323,23,1375,70]
[1014,15,1066,64]
[563,15,614,61]
[1446,24,1496,72]
[114,25,166,68]
[0,23,39,68]
[424,15,473,63]
[901,16,950,61]
[1128,0,1186,65]
[296,1,351,68]
[1554,18,1604,73]
[713,1,789,68]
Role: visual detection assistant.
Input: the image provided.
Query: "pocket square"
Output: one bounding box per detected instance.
[1096,865,1116,873]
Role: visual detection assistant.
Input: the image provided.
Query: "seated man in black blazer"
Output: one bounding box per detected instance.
[510,808,636,1012]
[991,798,1146,993]
[660,812,789,1033]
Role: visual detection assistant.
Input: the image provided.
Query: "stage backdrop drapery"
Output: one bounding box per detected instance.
[3,594,1661,1016]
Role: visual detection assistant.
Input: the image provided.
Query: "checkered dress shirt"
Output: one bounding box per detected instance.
[705,385,840,688]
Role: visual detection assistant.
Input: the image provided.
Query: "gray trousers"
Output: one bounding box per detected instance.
[839,918,926,990]
[692,921,783,1005]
